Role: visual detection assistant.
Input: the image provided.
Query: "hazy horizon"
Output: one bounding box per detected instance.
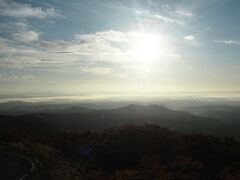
[1,91,240,107]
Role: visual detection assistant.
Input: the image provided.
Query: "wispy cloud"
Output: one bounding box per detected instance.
[182,34,203,46]
[214,40,240,46]
[74,30,129,43]
[0,74,34,81]
[0,30,128,69]
[82,67,113,75]
[175,10,192,17]
[0,0,60,19]
[12,30,39,42]
[0,20,40,43]
[13,75,34,81]
[134,10,183,25]
[0,30,179,74]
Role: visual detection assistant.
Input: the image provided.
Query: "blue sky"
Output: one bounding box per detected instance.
[0,0,240,97]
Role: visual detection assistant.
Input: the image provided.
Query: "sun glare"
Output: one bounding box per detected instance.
[129,32,166,64]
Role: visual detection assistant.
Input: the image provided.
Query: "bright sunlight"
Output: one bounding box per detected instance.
[129,32,168,64]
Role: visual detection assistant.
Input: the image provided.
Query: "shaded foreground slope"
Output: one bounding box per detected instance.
[0,114,60,137]
[1,124,240,179]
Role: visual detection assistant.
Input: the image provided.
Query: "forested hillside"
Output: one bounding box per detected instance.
[1,124,240,179]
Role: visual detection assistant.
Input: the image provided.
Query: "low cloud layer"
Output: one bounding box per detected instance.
[0,30,179,72]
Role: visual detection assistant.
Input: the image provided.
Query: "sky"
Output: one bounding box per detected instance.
[0,0,240,98]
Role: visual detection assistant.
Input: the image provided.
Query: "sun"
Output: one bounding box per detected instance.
[129,32,166,64]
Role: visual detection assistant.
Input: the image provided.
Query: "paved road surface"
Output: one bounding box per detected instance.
[0,152,34,180]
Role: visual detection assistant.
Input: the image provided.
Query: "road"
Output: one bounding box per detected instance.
[0,152,34,180]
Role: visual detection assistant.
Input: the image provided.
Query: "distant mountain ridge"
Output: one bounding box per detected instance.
[181,105,240,123]
[26,104,222,135]
[1,103,240,138]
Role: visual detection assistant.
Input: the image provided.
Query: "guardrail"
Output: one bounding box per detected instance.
[0,152,34,180]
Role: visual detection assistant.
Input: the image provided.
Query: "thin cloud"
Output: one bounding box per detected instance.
[12,30,39,42]
[0,74,34,81]
[82,67,113,75]
[134,10,183,25]
[214,40,240,45]
[0,0,60,19]
[12,75,34,81]
[74,30,129,42]
[175,10,192,17]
